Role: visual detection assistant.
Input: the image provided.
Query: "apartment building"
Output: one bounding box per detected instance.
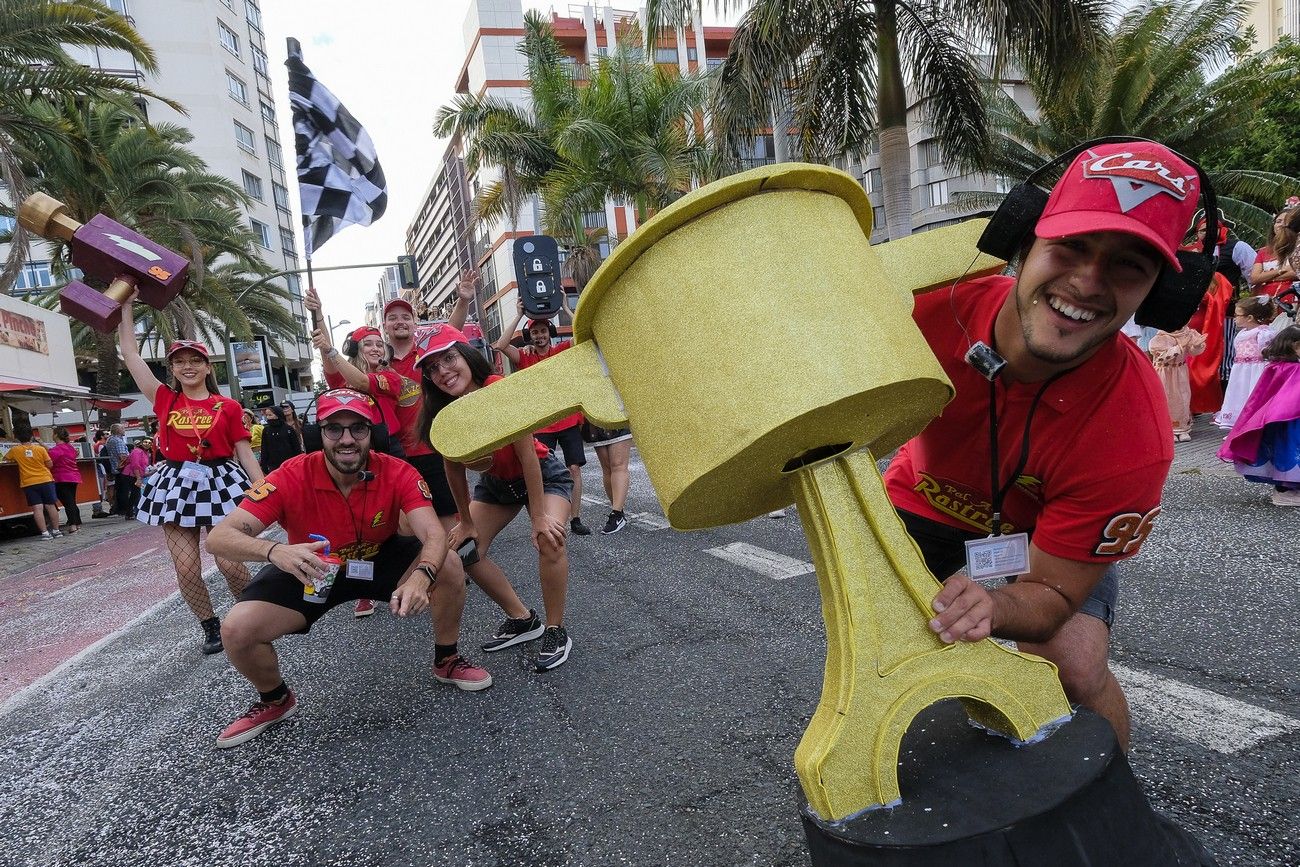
[5,0,312,408]
[1248,0,1300,49]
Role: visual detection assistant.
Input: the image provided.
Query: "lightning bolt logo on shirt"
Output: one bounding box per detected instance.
[371,510,385,528]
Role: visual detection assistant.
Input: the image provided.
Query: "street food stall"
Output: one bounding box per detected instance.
[0,293,129,522]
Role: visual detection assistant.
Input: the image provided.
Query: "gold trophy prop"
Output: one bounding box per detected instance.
[431,163,1072,825]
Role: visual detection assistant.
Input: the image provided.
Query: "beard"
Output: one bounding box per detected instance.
[1014,280,1119,367]
[324,442,368,475]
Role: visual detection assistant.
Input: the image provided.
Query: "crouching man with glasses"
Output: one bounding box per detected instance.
[205,388,491,749]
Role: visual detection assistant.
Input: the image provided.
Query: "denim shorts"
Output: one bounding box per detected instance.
[473,453,573,507]
[897,508,1118,628]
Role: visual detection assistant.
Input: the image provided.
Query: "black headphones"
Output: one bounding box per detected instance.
[525,318,557,339]
[976,136,1218,332]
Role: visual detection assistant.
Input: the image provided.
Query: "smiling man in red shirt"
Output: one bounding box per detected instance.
[206,389,490,748]
[886,140,1206,748]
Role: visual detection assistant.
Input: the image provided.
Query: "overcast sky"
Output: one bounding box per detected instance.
[261,1,742,332]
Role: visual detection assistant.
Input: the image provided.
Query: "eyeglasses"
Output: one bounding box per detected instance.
[424,350,461,372]
[321,422,371,440]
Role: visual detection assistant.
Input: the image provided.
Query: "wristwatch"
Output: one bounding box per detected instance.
[415,563,438,587]
[325,348,339,360]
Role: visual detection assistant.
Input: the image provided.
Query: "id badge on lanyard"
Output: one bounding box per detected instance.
[179,461,213,482]
[964,533,1030,581]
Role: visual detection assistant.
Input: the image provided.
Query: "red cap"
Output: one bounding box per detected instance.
[382,298,414,319]
[1035,141,1200,272]
[316,388,380,424]
[348,325,382,344]
[525,318,555,334]
[412,323,470,367]
[166,339,211,361]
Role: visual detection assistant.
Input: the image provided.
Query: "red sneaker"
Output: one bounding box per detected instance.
[215,692,298,748]
[354,598,375,618]
[432,655,493,691]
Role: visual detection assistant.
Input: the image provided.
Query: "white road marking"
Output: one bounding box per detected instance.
[1112,662,1300,754]
[41,575,98,600]
[127,546,159,562]
[705,543,814,581]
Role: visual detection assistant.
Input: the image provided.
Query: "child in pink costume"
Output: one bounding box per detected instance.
[1150,327,1206,441]
[1214,296,1276,428]
[1219,325,1300,506]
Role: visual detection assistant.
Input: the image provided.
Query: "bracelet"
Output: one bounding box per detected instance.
[267,541,281,562]
[416,562,438,586]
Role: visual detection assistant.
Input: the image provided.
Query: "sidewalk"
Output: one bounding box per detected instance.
[0,509,144,580]
[1170,414,1236,475]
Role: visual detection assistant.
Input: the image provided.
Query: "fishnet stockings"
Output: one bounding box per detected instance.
[162,523,251,621]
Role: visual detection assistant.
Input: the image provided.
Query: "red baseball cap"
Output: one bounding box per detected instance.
[316,388,380,424]
[382,298,414,319]
[166,339,211,361]
[347,325,383,343]
[525,318,556,334]
[413,323,470,367]
[1035,141,1200,272]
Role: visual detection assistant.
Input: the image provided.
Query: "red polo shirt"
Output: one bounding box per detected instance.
[237,450,432,562]
[516,340,583,433]
[884,276,1172,563]
[152,387,250,461]
[385,348,431,456]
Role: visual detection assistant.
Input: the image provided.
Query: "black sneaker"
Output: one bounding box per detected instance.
[601,511,628,535]
[570,517,592,536]
[535,626,572,675]
[536,625,572,672]
[200,617,223,655]
[481,609,544,652]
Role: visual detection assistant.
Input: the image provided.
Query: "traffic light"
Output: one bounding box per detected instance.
[397,254,419,288]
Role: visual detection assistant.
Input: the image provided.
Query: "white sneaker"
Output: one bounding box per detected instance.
[767,508,787,518]
[39,531,54,540]
[1271,489,1300,507]
[50,529,64,538]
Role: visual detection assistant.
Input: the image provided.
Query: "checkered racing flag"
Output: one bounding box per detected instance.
[286,37,387,255]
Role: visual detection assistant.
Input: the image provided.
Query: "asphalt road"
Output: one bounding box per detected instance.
[0,447,1296,867]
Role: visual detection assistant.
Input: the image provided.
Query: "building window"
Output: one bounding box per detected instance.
[218,21,240,57]
[241,170,264,201]
[260,100,276,122]
[14,261,55,292]
[994,174,1013,194]
[220,0,234,8]
[872,206,887,230]
[0,215,15,238]
[279,227,296,255]
[265,137,282,165]
[654,47,678,63]
[687,47,698,60]
[272,182,290,210]
[706,57,723,71]
[251,46,269,77]
[250,219,272,249]
[926,179,950,208]
[234,121,256,153]
[865,168,881,194]
[226,71,248,106]
[106,0,128,12]
[245,0,262,31]
[918,139,942,169]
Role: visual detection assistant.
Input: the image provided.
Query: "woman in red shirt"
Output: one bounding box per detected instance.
[415,324,576,673]
[1249,208,1300,298]
[117,294,265,655]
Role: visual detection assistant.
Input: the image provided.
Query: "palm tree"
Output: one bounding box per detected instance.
[970,0,1298,247]
[15,98,296,397]
[667,0,1107,240]
[435,11,718,236]
[0,0,179,286]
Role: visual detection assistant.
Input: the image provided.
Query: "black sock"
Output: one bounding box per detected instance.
[435,643,458,665]
[259,682,288,704]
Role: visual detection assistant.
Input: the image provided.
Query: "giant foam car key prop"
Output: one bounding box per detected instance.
[429,163,1074,826]
[18,193,189,332]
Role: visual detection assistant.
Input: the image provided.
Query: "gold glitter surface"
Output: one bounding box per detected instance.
[428,163,1072,822]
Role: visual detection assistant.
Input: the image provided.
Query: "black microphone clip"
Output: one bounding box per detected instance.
[964,341,1007,382]
[356,469,375,482]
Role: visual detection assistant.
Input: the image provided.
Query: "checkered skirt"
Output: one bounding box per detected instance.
[136,460,249,528]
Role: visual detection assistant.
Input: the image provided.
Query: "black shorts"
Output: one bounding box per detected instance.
[536,424,586,468]
[404,452,458,517]
[239,535,421,633]
[23,482,58,506]
[897,508,1118,628]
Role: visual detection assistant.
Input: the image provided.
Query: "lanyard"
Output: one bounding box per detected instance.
[986,371,1066,537]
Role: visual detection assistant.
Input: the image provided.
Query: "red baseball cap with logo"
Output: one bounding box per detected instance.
[316,388,381,424]
[166,339,211,361]
[413,323,470,367]
[382,298,415,319]
[1035,141,1200,272]
[347,325,383,343]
